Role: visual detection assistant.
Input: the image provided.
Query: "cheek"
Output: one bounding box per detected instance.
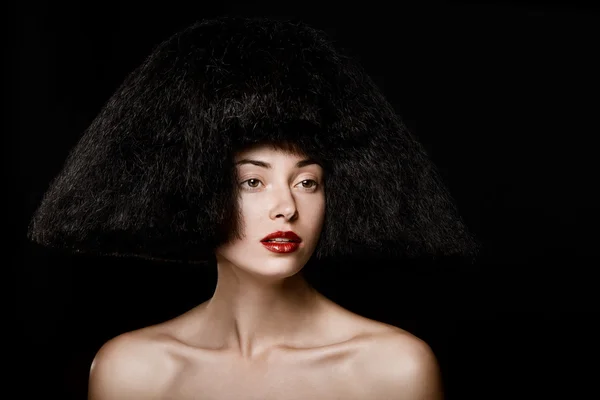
[312,198,325,219]
[238,197,265,233]
[303,196,326,229]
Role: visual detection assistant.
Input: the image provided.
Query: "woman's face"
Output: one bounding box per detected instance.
[215,145,325,280]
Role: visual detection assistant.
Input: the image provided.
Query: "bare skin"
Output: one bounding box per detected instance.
[88,146,443,399]
[89,294,442,400]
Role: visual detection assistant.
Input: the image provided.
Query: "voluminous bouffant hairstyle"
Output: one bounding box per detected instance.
[28,16,480,264]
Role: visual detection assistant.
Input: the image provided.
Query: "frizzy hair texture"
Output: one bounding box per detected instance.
[28,16,480,264]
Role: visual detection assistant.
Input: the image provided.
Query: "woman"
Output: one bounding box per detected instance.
[29,16,478,399]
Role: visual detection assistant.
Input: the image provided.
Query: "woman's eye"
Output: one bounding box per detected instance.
[242,179,262,188]
[299,179,318,189]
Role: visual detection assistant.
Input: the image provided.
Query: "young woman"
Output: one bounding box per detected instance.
[28,16,478,399]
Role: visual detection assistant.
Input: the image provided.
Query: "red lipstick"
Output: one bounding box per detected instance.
[260,231,302,253]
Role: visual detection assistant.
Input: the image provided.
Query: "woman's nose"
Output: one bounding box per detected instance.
[269,187,298,221]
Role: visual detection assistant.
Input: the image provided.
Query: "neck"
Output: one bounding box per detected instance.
[203,259,323,360]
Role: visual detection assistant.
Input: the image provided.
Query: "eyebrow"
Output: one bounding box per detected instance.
[235,158,320,169]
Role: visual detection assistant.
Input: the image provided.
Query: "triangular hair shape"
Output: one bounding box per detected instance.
[28,17,480,263]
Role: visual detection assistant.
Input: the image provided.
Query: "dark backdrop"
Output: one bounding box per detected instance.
[9,1,599,399]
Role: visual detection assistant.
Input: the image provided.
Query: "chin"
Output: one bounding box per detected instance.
[216,244,314,280]
[246,258,306,280]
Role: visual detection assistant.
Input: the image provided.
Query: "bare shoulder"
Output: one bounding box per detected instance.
[88,327,177,400]
[358,327,444,400]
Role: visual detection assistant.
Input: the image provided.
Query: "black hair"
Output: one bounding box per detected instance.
[28,16,480,264]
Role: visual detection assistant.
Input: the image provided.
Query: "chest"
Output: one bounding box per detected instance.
[162,354,372,400]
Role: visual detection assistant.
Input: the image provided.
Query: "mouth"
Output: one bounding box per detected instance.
[260,231,302,253]
[260,231,302,243]
[260,241,301,253]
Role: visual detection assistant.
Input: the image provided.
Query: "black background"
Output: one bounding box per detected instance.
[9,1,599,399]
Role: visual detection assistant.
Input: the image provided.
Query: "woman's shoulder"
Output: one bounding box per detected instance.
[325,305,443,398]
[361,325,439,370]
[346,317,433,364]
[88,325,180,399]
[353,322,444,399]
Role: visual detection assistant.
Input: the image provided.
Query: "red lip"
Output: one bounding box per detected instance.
[260,231,302,242]
[261,241,300,253]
